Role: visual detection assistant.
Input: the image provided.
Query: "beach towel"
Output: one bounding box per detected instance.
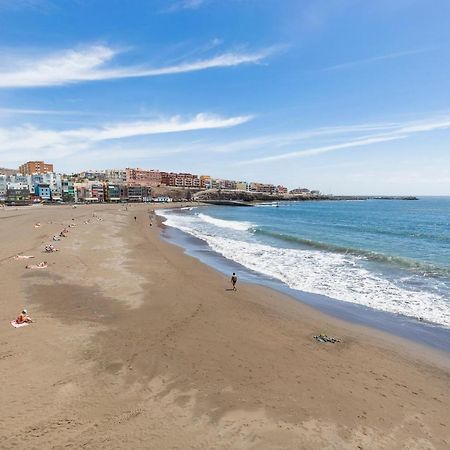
[14,255,35,260]
[10,320,29,328]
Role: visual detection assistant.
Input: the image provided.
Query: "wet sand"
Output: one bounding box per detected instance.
[0,203,449,449]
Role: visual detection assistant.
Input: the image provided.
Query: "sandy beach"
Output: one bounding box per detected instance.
[0,203,449,450]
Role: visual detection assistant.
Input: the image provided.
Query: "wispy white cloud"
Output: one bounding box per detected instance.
[237,134,406,165]
[0,107,76,116]
[0,113,252,157]
[166,0,206,12]
[0,44,273,88]
[212,122,401,153]
[318,48,431,72]
[235,116,450,165]
[62,113,252,141]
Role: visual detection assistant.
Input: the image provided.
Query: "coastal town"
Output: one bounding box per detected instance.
[0,160,320,205]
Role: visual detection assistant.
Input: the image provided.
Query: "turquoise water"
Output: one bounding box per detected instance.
[159,198,450,328]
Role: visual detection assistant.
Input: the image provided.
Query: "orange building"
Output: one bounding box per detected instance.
[19,161,54,175]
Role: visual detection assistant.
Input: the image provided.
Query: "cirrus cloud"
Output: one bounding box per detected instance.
[0,44,274,88]
[0,113,253,162]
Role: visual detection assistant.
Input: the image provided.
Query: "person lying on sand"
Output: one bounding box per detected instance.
[16,309,33,324]
[14,255,35,260]
[34,223,41,228]
[26,261,48,269]
[44,244,58,253]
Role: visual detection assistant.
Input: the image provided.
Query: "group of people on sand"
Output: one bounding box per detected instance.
[13,219,78,325]
[26,215,94,270]
[12,213,104,327]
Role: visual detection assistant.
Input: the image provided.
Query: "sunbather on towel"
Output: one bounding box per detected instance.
[16,309,33,324]
[14,255,35,260]
[26,261,48,269]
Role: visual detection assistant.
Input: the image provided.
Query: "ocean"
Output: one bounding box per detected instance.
[157,197,450,335]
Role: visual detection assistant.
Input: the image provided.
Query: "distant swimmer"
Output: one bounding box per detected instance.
[231,272,238,291]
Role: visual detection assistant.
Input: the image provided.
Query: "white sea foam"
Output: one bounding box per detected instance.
[197,213,253,231]
[158,210,450,327]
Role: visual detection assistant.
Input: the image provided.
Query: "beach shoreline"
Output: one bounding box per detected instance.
[156,205,450,356]
[1,203,449,449]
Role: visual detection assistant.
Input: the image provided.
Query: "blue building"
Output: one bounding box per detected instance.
[35,183,51,200]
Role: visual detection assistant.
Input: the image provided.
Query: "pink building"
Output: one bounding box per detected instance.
[126,168,162,186]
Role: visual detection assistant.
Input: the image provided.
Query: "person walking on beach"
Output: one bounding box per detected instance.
[231,272,238,291]
[134,216,137,221]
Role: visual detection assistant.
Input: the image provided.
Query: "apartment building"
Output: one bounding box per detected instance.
[176,173,200,188]
[160,172,200,188]
[35,184,51,200]
[105,184,121,202]
[126,168,162,186]
[0,175,7,201]
[127,185,151,202]
[42,173,62,199]
[199,175,212,189]
[249,182,276,194]
[6,183,31,205]
[62,179,75,202]
[211,179,237,190]
[160,172,176,186]
[105,169,127,184]
[74,181,104,202]
[91,183,105,202]
[79,171,107,181]
[19,161,54,175]
[235,181,249,191]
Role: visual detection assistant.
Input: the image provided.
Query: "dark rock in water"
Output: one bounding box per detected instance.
[202,200,253,207]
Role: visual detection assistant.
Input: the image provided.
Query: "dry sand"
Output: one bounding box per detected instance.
[0,203,449,450]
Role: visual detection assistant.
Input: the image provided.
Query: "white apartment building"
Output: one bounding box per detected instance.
[0,175,7,201]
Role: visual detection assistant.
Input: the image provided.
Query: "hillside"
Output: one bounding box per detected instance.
[0,167,18,176]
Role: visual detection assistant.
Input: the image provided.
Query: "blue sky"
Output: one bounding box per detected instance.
[0,0,449,194]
